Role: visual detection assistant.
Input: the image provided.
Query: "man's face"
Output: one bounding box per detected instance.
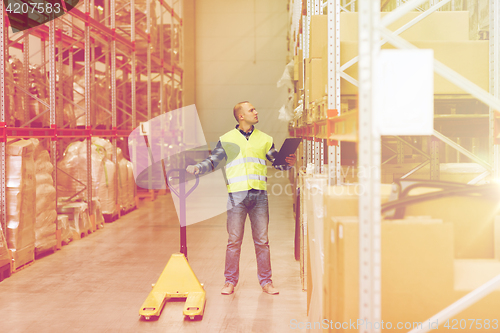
[239,103,259,125]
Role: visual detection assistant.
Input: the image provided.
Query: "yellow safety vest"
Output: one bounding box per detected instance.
[220,128,273,193]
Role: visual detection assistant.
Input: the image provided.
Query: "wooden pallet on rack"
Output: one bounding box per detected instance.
[34,245,57,260]
[72,226,93,240]
[0,262,11,282]
[11,247,35,273]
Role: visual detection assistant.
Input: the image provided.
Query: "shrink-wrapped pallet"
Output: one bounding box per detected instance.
[57,214,71,245]
[92,137,113,160]
[117,148,129,211]
[4,59,16,126]
[57,141,105,200]
[92,137,117,215]
[28,66,49,127]
[126,161,136,210]
[6,139,36,268]
[0,225,10,277]
[57,142,83,198]
[115,0,158,55]
[10,57,25,124]
[98,157,117,215]
[95,199,105,227]
[72,203,90,238]
[59,203,91,238]
[31,139,57,254]
[34,183,57,253]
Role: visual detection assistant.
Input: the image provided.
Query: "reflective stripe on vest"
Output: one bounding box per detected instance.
[226,156,266,169]
[227,174,267,185]
[220,128,273,193]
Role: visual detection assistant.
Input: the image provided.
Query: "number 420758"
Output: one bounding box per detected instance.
[444,319,498,330]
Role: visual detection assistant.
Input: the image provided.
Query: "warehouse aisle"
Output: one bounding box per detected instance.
[0,169,306,333]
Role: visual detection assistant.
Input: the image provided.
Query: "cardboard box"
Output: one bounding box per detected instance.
[323,215,339,324]
[298,172,308,291]
[322,44,329,100]
[310,15,327,58]
[294,55,300,81]
[405,194,499,259]
[325,184,393,217]
[298,49,304,89]
[334,217,455,332]
[307,58,325,103]
[6,139,36,268]
[304,60,310,107]
[303,175,329,322]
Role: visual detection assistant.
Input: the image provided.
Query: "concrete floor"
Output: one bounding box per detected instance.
[0,170,307,332]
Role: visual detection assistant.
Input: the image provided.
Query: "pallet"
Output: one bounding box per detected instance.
[11,247,35,272]
[103,213,119,223]
[120,205,137,216]
[61,236,73,246]
[34,245,57,260]
[13,260,35,273]
[55,229,62,250]
[0,262,11,282]
[95,215,105,230]
[72,226,93,240]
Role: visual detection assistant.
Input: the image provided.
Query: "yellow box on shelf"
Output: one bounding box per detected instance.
[305,58,325,104]
[329,110,358,142]
[309,97,328,123]
[293,55,300,81]
[305,107,314,125]
[298,49,304,90]
[309,15,327,58]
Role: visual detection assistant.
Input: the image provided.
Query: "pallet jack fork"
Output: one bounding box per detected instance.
[139,168,206,321]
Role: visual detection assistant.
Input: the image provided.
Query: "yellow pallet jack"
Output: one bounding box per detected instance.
[139,168,206,321]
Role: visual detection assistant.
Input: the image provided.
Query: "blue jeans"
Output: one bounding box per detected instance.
[225,189,272,287]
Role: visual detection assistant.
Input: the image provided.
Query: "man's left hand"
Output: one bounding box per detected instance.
[285,154,297,166]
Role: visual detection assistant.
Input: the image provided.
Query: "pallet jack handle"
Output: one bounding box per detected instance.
[163,168,199,259]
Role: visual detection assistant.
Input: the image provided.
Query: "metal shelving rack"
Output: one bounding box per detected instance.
[289,0,500,331]
[0,0,183,240]
[291,0,499,185]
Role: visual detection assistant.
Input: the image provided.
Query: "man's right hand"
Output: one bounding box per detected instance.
[186,165,200,175]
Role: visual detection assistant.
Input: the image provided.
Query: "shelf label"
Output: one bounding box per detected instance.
[139,122,149,136]
[374,49,434,136]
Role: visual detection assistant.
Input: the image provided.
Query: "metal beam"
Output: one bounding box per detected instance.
[409,274,500,333]
[358,0,382,332]
[491,0,500,178]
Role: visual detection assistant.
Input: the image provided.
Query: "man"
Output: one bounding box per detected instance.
[186,101,296,295]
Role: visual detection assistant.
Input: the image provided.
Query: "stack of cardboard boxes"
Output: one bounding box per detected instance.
[301,171,500,332]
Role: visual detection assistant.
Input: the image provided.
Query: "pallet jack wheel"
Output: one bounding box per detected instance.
[185,315,201,321]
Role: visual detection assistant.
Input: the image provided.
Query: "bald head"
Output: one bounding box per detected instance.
[233,101,250,122]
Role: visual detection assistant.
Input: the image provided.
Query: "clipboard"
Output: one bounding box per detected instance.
[272,138,302,167]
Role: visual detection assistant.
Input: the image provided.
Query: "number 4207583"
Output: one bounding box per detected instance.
[5,2,62,14]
